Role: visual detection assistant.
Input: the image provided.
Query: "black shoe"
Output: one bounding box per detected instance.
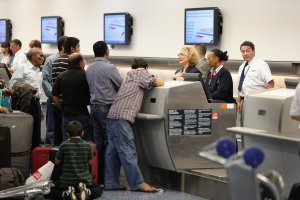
[62,186,77,200]
[78,182,91,200]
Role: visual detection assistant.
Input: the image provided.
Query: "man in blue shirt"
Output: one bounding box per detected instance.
[86,41,123,186]
[42,36,67,145]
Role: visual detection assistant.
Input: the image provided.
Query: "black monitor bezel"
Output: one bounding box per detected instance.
[41,16,64,44]
[0,19,12,43]
[184,7,222,45]
[103,12,132,45]
[0,63,12,84]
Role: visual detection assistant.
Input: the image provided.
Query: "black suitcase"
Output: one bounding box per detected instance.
[0,112,33,178]
[0,126,11,168]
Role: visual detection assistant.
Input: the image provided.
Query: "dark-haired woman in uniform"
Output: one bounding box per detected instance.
[206,49,235,103]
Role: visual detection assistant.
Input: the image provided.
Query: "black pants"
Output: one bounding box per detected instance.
[52,104,63,146]
[28,98,41,149]
[44,182,102,200]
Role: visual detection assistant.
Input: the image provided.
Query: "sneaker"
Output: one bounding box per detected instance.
[62,186,77,200]
[78,182,91,200]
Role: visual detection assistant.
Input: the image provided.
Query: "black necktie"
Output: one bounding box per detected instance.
[238,62,248,92]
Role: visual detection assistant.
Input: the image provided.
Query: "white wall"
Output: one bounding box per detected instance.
[1,0,300,61]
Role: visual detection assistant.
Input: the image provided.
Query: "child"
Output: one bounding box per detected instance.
[45,120,102,200]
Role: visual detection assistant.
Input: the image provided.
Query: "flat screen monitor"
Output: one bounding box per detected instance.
[284,78,299,89]
[104,12,133,45]
[183,73,213,101]
[0,19,12,43]
[41,16,64,44]
[0,63,11,84]
[185,7,222,45]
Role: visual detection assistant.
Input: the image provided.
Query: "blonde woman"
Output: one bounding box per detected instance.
[172,46,200,80]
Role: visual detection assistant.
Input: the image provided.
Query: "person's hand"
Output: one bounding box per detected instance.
[8,68,14,74]
[0,107,10,114]
[32,88,38,94]
[172,72,183,80]
[237,101,243,113]
[2,88,13,95]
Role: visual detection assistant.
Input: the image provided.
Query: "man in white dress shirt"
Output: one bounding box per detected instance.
[10,39,27,73]
[237,41,274,124]
[9,48,44,148]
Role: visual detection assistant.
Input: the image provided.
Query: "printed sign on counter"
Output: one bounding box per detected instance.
[168,109,212,135]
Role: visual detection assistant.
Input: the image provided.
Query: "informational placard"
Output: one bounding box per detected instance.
[168,109,212,135]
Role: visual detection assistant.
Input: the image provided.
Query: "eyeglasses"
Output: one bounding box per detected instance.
[178,53,187,57]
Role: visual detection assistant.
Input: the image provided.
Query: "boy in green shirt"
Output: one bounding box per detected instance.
[45,120,102,200]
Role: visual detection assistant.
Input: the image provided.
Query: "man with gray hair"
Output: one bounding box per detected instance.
[9,47,44,148]
[195,43,210,82]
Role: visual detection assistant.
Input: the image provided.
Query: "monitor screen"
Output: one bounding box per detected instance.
[41,16,64,44]
[185,7,222,45]
[104,13,132,45]
[0,19,12,43]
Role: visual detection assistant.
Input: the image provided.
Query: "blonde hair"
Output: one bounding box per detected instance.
[180,46,200,66]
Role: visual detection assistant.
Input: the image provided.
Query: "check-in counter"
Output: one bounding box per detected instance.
[227,88,300,198]
[243,88,299,134]
[134,80,236,171]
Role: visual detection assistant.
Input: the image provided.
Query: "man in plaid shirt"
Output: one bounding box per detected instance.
[105,58,164,192]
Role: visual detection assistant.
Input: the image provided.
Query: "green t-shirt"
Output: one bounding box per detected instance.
[56,138,92,188]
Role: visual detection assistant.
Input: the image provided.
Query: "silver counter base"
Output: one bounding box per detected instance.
[140,164,229,200]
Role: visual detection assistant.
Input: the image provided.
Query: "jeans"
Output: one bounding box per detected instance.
[90,105,110,185]
[62,113,93,141]
[45,98,54,145]
[105,119,144,190]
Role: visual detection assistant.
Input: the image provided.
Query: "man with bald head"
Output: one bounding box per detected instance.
[9,47,44,148]
[52,53,93,141]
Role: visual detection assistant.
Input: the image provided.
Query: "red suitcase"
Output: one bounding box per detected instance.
[90,143,99,183]
[31,146,52,174]
[31,143,99,183]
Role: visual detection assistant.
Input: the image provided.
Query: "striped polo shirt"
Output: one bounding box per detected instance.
[107,69,156,123]
[56,138,92,188]
[51,54,69,86]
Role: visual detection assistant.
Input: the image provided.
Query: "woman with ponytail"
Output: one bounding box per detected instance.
[206,49,235,103]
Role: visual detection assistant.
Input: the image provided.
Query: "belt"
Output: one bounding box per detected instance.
[92,104,112,108]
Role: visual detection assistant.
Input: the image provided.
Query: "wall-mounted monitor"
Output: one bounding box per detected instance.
[104,12,133,45]
[41,16,64,44]
[0,19,12,43]
[185,7,222,45]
